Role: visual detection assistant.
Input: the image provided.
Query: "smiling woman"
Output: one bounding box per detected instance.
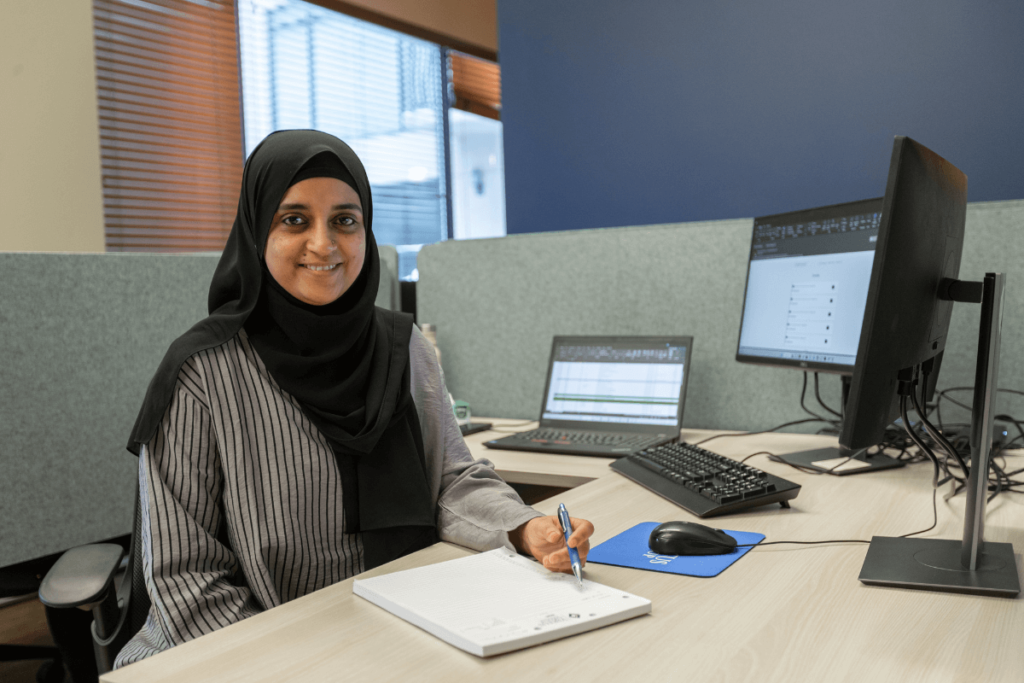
[107,130,594,669]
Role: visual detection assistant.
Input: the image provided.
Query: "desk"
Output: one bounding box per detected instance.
[103,432,1024,683]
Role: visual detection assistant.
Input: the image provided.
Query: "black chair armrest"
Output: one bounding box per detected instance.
[38,544,124,609]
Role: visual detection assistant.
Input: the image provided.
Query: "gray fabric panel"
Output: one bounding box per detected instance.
[378,244,400,310]
[418,199,1024,435]
[0,253,217,567]
[0,250,400,568]
[937,200,1024,426]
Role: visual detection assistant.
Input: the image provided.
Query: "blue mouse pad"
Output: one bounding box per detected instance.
[587,522,765,578]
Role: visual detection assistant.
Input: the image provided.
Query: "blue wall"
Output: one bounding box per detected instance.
[498,1,1024,234]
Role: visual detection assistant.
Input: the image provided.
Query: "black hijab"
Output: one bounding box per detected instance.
[128,130,436,568]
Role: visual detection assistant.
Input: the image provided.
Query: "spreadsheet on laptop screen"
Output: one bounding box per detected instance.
[541,341,687,427]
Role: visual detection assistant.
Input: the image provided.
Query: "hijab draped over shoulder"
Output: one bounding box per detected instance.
[128,130,436,568]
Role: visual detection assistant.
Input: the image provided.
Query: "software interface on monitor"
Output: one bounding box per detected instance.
[737,204,881,367]
[542,341,687,426]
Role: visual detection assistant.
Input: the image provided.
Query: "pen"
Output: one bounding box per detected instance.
[557,503,583,587]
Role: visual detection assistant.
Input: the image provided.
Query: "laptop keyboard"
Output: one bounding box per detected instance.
[512,428,663,449]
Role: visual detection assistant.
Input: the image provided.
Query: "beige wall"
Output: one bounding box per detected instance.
[0,0,105,253]
[336,0,497,55]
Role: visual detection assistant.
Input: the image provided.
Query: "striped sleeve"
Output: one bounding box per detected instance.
[406,327,543,550]
[114,359,261,667]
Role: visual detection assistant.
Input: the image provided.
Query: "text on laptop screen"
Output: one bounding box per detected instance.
[737,200,882,368]
[542,341,687,427]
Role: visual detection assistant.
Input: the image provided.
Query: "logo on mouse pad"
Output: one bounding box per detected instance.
[643,551,674,566]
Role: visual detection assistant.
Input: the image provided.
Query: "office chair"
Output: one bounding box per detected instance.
[38,494,148,682]
[0,560,65,683]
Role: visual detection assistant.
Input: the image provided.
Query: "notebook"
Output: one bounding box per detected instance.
[353,547,651,657]
[484,335,693,456]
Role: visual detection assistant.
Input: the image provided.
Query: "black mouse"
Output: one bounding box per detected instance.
[648,521,737,556]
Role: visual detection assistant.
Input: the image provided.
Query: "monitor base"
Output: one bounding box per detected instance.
[859,536,1020,598]
[774,447,904,476]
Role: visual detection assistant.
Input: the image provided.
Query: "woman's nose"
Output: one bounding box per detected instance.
[307,219,336,254]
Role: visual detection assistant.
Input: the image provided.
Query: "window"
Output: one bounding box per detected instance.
[238,0,448,278]
[93,0,506,267]
[448,52,506,241]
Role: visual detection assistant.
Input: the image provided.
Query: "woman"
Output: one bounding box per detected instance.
[116,130,594,666]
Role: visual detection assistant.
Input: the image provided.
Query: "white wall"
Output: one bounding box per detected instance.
[0,0,105,252]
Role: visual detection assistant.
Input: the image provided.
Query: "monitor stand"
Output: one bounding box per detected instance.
[775,376,905,476]
[858,273,1019,597]
[774,446,904,476]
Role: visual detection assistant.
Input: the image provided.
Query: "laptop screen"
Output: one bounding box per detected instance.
[541,337,690,428]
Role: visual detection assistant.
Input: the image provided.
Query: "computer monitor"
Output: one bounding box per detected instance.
[852,136,1017,597]
[841,138,965,451]
[735,197,907,473]
[736,197,883,374]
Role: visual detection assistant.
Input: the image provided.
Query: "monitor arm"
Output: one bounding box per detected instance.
[938,277,983,303]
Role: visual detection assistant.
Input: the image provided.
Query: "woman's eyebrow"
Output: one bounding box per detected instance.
[276,202,364,214]
[276,202,362,212]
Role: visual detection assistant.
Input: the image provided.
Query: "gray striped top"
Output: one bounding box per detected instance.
[115,326,540,667]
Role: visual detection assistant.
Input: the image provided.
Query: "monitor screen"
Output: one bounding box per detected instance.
[736,198,883,373]
[541,337,690,428]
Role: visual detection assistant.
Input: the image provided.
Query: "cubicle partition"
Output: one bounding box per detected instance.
[0,246,400,568]
[417,199,1024,432]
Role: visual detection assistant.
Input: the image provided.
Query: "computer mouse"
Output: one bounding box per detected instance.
[648,521,738,556]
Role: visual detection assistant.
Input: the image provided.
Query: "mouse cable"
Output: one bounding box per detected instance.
[739,451,777,464]
[733,489,938,548]
[689,417,829,447]
[764,454,831,475]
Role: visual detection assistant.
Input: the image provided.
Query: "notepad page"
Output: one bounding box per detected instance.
[353,547,651,657]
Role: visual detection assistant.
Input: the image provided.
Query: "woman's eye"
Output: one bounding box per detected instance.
[335,216,357,228]
[282,215,305,227]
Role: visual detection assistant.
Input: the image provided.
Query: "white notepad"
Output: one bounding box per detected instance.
[353,547,651,657]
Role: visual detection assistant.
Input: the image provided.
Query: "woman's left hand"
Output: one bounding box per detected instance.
[510,515,595,574]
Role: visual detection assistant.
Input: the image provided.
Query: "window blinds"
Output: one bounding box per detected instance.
[449,51,501,120]
[237,0,448,255]
[93,0,244,252]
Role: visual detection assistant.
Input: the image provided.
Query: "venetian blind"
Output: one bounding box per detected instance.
[449,51,501,120]
[93,0,244,252]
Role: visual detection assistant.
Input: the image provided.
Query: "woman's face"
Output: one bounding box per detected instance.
[264,177,366,306]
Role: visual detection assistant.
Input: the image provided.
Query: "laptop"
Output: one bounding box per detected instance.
[484,336,693,457]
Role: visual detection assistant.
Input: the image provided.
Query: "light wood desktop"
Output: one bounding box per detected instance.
[102,426,1024,683]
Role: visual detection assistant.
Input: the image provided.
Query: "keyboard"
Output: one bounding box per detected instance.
[512,428,664,449]
[610,441,801,518]
[484,427,673,457]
